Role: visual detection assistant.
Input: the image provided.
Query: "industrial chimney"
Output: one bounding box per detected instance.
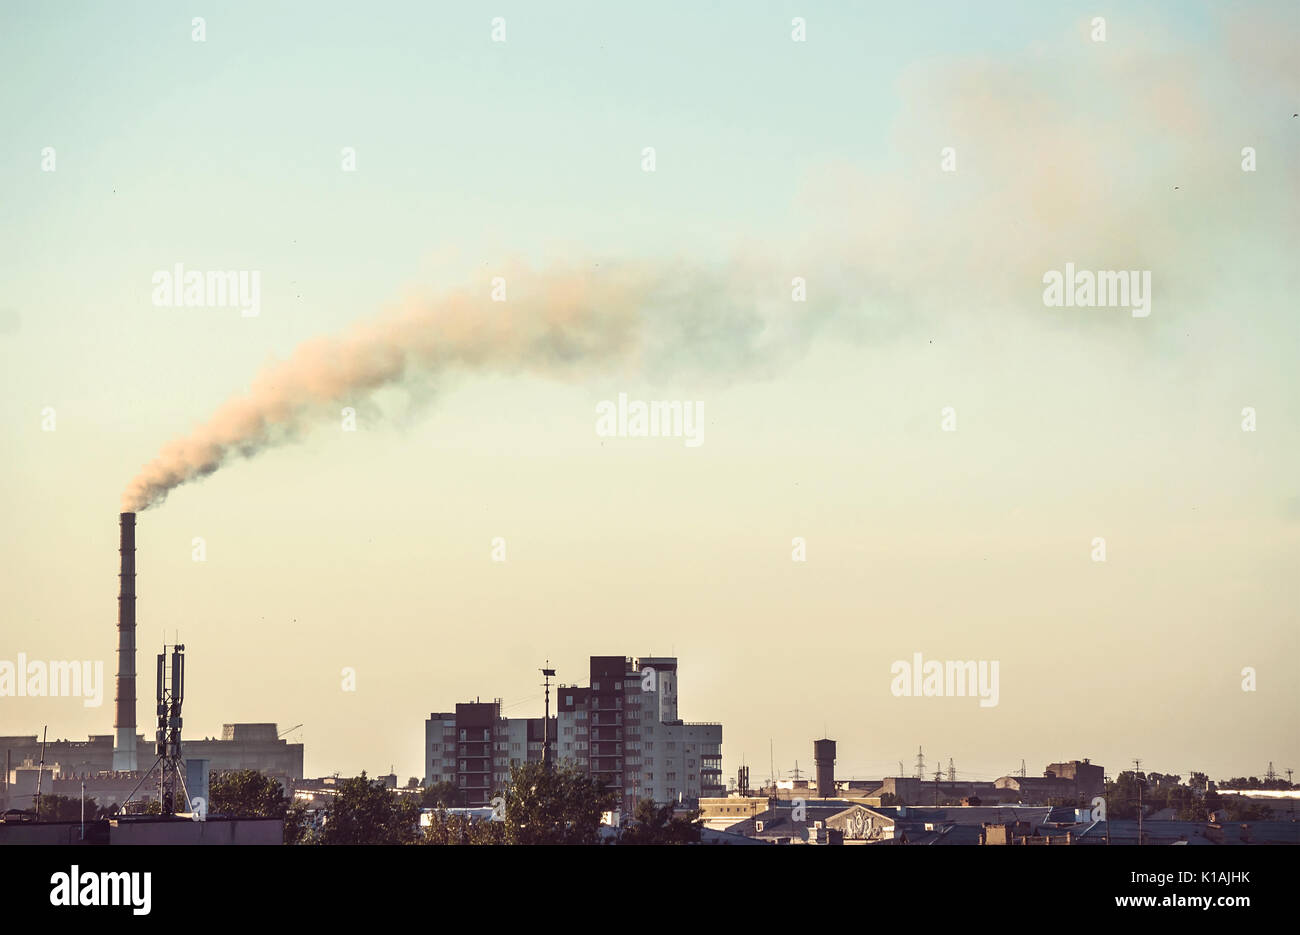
[814,738,836,798]
[112,512,138,771]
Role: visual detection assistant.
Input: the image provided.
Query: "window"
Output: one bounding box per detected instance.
[459,729,467,741]
[565,695,572,705]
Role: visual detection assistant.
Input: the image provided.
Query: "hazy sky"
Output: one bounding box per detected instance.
[1,1,1296,786]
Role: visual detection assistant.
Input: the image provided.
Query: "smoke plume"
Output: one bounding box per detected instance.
[121,258,795,511]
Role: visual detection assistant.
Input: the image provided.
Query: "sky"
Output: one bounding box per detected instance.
[1,1,1297,786]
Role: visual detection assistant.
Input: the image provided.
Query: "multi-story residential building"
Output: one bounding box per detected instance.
[425,655,724,815]
[423,701,555,806]
[558,655,724,814]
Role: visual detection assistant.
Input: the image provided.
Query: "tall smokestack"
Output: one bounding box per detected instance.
[112,512,138,771]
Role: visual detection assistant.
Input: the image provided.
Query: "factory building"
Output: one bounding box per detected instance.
[0,723,304,812]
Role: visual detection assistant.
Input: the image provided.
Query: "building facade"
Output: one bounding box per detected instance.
[558,655,724,814]
[0,723,303,811]
[424,701,556,806]
[425,655,724,815]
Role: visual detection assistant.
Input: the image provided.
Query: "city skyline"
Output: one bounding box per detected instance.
[2,1,1297,792]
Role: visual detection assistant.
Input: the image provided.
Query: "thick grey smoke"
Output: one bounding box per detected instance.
[121,258,802,511]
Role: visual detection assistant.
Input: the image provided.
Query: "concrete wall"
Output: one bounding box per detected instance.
[0,817,283,845]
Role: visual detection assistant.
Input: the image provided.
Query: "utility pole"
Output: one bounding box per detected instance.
[34,726,47,820]
[932,769,943,805]
[1137,776,1144,846]
[1266,762,1277,783]
[1018,759,1027,778]
[947,758,956,783]
[914,746,925,781]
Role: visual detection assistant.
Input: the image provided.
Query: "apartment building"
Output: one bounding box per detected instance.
[426,655,724,814]
[424,701,555,807]
[557,655,724,814]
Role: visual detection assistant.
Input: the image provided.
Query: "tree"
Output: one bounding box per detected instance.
[35,794,104,822]
[617,798,700,845]
[420,781,461,808]
[209,770,289,818]
[209,769,310,845]
[1103,771,1146,820]
[502,761,614,845]
[283,799,313,845]
[422,806,505,845]
[318,771,421,845]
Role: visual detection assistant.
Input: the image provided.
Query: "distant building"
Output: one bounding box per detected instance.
[0,723,303,811]
[560,656,723,814]
[185,724,304,789]
[425,702,555,806]
[424,655,724,814]
[1043,759,1105,798]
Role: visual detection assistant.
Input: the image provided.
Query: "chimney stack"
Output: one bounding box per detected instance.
[112,512,138,771]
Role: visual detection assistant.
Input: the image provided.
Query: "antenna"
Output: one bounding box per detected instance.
[34,727,47,819]
[540,661,556,770]
[122,642,194,815]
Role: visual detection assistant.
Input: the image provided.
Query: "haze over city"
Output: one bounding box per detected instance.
[2,0,1297,791]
